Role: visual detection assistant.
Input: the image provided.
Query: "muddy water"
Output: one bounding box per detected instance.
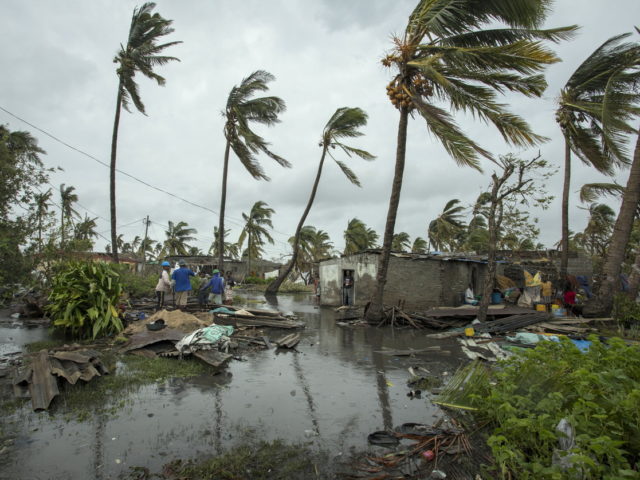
[0,294,465,479]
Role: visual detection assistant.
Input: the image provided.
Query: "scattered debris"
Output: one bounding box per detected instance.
[125,309,208,334]
[275,333,301,349]
[13,348,109,411]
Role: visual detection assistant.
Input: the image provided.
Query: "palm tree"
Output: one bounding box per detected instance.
[109,2,180,263]
[217,70,289,273]
[411,236,428,254]
[163,221,197,256]
[365,0,573,322]
[556,33,640,281]
[209,227,240,260]
[428,199,466,252]
[237,201,275,276]
[581,203,616,256]
[266,107,374,293]
[344,218,378,255]
[392,232,411,252]
[59,184,79,247]
[32,189,52,252]
[74,215,98,241]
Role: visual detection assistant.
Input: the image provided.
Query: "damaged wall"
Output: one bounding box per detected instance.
[319,253,489,311]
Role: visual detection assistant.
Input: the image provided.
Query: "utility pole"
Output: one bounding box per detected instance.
[142,215,149,274]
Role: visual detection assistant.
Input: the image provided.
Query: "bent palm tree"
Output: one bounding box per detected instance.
[392,232,411,252]
[237,201,275,276]
[365,0,575,322]
[266,107,374,293]
[556,33,640,281]
[163,221,197,256]
[344,218,379,255]
[428,199,466,252]
[110,2,180,263]
[411,236,428,254]
[218,70,289,273]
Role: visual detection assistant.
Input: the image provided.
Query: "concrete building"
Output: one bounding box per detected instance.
[318,251,490,310]
[319,249,594,310]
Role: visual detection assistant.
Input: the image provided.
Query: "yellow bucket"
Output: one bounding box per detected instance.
[464,327,475,337]
[551,304,560,310]
[535,304,546,312]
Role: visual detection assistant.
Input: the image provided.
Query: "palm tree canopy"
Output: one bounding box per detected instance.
[344,218,379,255]
[428,198,466,251]
[224,70,290,180]
[392,232,411,252]
[411,236,428,253]
[59,184,79,220]
[163,220,197,256]
[383,0,576,169]
[237,201,276,250]
[114,2,182,114]
[321,107,376,186]
[557,33,640,173]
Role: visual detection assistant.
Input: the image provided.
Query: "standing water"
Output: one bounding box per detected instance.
[0,294,464,479]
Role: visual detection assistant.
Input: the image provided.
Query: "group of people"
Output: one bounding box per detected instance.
[154,260,235,310]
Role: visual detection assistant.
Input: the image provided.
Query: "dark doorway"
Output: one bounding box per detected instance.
[342,269,355,305]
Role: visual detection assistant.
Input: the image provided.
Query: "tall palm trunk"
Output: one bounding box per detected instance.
[560,138,571,283]
[266,146,329,294]
[365,105,409,323]
[217,139,231,271]
[109,85,123,263]
[247,232,252,277]
[599,131,640,311]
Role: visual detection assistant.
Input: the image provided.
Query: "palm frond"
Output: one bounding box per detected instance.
[413,99,489,169]
[334,160,361,187]
[579,182,625,203]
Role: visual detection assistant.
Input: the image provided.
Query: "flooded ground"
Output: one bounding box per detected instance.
[0,293,467,479]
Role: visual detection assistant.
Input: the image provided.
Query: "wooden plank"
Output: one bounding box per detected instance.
[532,323,590,334]
[29,351,59,411]
[375,347,450,356]
[214,315,304,329]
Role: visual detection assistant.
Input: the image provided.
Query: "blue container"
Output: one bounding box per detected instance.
[490,292,502,304]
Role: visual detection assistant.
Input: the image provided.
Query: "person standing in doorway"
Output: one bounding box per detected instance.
[155,261,172,310]
[343,271,354,305]
[171,260,195,308]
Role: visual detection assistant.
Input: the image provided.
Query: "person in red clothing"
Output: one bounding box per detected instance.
[563,286,577,316]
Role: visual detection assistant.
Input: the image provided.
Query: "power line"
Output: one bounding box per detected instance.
[0,105,223,216]
[1,105,296,250]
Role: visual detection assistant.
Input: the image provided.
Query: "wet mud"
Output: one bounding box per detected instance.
[0,294,467,479]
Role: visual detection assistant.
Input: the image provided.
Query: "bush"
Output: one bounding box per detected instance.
[244,276,270,285]
[117,267,158,298]
[46,261,124,339]
[471,337,640,479]
[612,293,640,329]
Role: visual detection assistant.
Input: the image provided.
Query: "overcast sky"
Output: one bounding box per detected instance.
[2,0,639,260]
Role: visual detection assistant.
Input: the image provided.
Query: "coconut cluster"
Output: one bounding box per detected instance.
[386,82,413,110]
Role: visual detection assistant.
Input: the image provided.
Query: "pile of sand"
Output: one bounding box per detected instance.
[124,309,210,334]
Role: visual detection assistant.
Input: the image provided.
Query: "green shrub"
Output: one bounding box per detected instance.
[612,293,640,329]
[244,275,270,285]
[46,261,124,339]
[471,337,640,479]
[116,267,158,298]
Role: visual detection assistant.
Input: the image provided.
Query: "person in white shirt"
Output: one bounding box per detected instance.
[155,261,172,310]
[465,284,478,306]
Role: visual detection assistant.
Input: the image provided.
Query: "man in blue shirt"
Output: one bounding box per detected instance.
[202,269,225,305]
[171,260,195,308]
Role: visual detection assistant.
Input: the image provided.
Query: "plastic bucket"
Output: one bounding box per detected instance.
[490,292,502,304]
[535,304,546,312]
[551,304,559,311]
